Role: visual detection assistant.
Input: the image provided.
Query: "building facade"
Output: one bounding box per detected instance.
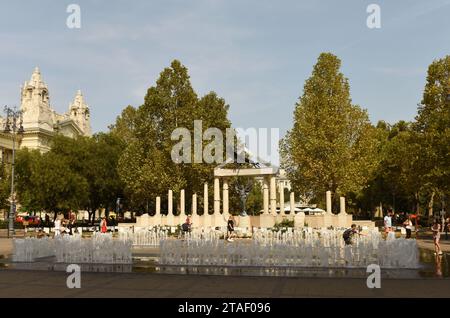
[0,67,91,162]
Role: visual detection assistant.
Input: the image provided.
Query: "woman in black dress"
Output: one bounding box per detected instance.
[227,215,235,242]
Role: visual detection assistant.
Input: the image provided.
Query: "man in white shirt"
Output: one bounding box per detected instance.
[384,209,393,234]
[54,218,61,237]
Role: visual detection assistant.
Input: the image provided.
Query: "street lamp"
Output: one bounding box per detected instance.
[3,106,24,238]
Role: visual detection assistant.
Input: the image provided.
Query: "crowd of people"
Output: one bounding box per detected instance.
[180,214,237,242]
[30,212,118,237]
[21,208,450,254]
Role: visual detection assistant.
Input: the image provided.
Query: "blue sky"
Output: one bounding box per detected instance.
[1,0,449,136]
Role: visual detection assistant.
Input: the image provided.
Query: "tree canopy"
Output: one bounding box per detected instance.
[115,60,232,213]
[280,53,380,206]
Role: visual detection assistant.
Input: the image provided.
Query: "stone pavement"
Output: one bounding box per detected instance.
[0,239,12,259]
[0,270,449,298]
[417,238,450,252]
[1,237,449,298]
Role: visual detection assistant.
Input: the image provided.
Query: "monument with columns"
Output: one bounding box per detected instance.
[122,160,376,231]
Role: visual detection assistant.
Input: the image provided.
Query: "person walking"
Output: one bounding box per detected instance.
[100,217,108,233]
[342,224,365,245]
[109,215,117,233]
[384,209,393,234]
[227,215,236,242]
[45,213,50,228]
[431,218,442,255]
[181,216,192,238]
[54,217,61,237]
[68,210,75,235]
[403,214,413,239]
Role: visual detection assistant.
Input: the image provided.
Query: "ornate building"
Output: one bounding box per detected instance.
[0,67,92,159]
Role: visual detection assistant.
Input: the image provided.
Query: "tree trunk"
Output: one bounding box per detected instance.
[428,190,435,219]
[415,192,421,215]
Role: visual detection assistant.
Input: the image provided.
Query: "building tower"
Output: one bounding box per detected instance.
[20,67,54,131]
[69,90,92,136]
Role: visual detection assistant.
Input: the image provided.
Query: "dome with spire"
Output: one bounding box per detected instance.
[15,67,93,152]
[27,66,47,89]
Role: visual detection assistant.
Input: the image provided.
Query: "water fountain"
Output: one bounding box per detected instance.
[119,227,170,247]
[159,228,420,269]
[13,233,132,264]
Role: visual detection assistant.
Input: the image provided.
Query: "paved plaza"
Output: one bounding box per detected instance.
[1,236,450,298]
[0,269,449,298]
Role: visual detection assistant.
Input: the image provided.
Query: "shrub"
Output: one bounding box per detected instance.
[273,219,294,231]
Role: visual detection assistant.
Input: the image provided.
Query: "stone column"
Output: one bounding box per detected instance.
[279,182,284,215]
[263,177,269,214]
[180,189,185,215]
[168,190,173,215]
[192,193,199,228]
[270,176,276,214]
[192,193,197,215]
[222,178,229,216]
[290,192,295,215]
[156,196,161,215]
[214,177,220,215]
[167,189,174,226]
[326,190,332,214]
[203,182,209,215]
[340,196,346,214]
[154,196,162,226]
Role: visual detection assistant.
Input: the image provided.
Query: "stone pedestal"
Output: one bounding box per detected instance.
[166,213,174,227]
[174,214,182,227]
[191,213,200,228]
[160,215,167,226]
[137,214,151,227]
[337,213,349,228]
[238,215,251,236]
[323,212,332,228]
[259,213,275,228]
[213,213,226,228]
[202,213,212,228]
[275,213,284,224]
[294,212,305,228]
[152,213,161,227]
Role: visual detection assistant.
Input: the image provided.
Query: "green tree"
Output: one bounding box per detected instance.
[280,53,380,208]
[49,134,125,223]
[245,181,263,215]
[15,149,89,219]
[117,60,232,213]
[109,105,138,145]
[15,134,125,222]
[414,55,450,216]
[0,161,10,210]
